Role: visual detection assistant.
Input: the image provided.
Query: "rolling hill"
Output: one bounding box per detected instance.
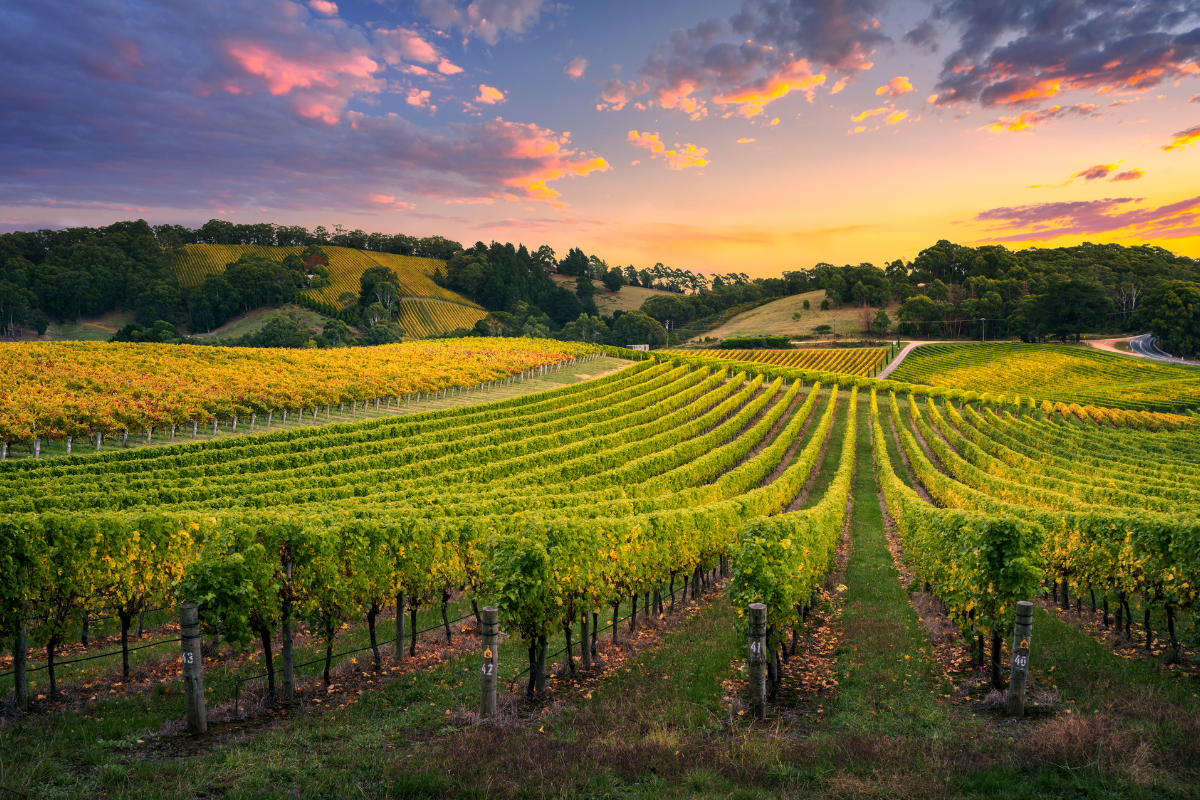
[172,244,487,337]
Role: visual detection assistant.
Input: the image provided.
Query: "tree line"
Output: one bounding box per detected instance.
[2,219,1197,355]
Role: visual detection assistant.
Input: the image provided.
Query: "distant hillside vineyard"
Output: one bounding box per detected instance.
[172,244,487,336]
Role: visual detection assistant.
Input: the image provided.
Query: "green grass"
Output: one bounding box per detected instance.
[700,291,901,343]
[550,275,677,315]
[42,310,136,342]
[828,394,948,737]
[889,342,1200,412]
[199,304,332,340]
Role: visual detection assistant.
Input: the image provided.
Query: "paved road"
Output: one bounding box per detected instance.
[876,341,955,379]
[1129,333,1196,366]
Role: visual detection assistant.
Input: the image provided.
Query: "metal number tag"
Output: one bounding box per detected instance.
[484,647,492,659]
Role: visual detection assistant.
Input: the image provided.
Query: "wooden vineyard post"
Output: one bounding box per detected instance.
[480,607,498,718]
[395,592,405,663]
[1007,601,1034,718]
[281,562,294,702]
[580,610,591,670]
[179,603,207,735]
[13,621,27,711]
[748,603,767,720]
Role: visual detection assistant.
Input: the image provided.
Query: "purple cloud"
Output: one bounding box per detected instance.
[619,0,891,119]
[974,195,1200,241]
[0,0,607,214]
[922,0,1200,108]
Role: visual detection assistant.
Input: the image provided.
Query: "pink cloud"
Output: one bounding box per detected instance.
[308,0,338,15]
[375,27,440,65]
[476,84,506,104]
[225,40,382,123]
[974,195,1200,242]
[366,193,415,210]
[627,130,709,170]
[876,76,914,98]
[564,56,587,80]
[596,78,648,111]
[437,58,463,75]
[405,88,434,111]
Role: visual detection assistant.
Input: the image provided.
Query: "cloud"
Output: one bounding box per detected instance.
[851,105,890,122]
[475,84,506,104]
[1071,164,1117,181]
[921,0,1200,111]
[875,76,913,98]
[1162,124,1200,151]
[1191,94,1200,103]
[974,195,1200,242]
[979,103,1099,133]
[225,40,384,124]
[737,137,756,143]
[308,0,337,15]
[0,0,611,211]
[437,58,463,75]
[1111,168,1144,182]
[632,0,889,120]
[885,109,908,124]
[596,78,648,111]
[564,56,587,80]
[406,88,435,110]
[366,192,415,210]
[414,0,548,45]
[374,27,441,66]
[627,130,709,170]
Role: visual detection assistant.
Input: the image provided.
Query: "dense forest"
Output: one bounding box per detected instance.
[1,219,1197,354]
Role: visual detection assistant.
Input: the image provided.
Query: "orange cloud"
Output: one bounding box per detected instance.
[851,105,890,122]
[876,76,914,98]
[490,121,611,205]
[1111,168,1144,181]
[736,138,756,143]
[1162,124,1200,151]
[980,103,1097,133]
[987,79,1062,106]
[885,110,909,125]
[1071,164,1117,181]
[627,131,709,170]
[712,60,826,118]
[476,85,506,104]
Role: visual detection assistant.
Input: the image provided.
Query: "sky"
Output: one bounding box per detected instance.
[2,0,1199,276]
